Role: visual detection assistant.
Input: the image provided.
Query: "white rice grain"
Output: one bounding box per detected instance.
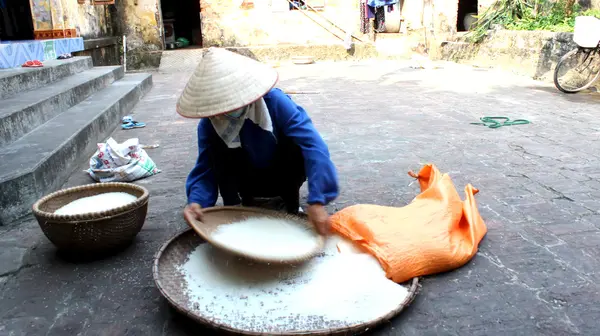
[179,235,409,333]
[210,217,321,260]
[54,192,138,215]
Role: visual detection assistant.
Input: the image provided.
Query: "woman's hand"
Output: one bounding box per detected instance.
[183,203,204,226]
[307,204,330,235]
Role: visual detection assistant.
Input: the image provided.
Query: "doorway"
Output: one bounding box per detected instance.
[0,0,35,41]
[457,0,478,32]
[160,0,201,49]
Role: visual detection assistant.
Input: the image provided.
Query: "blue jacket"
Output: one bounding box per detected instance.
[367,0,397,7]
[186,88,339,208]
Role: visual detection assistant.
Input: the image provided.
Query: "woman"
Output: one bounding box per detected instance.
[178,48,339,234]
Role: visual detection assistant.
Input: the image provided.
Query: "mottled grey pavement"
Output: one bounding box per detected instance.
[2,60,600,336]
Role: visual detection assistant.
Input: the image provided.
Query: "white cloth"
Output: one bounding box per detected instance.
[209,98,273,148]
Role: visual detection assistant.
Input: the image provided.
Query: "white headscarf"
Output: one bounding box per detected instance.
[209,98,273,148]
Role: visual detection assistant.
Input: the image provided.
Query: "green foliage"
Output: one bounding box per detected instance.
[581,8,600,19]
[467,0,600,43]
[467,0,532,43]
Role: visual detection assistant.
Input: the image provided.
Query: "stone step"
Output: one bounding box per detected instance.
[0,57,93,100]
[0,73,153,226]
[0,66,124,148]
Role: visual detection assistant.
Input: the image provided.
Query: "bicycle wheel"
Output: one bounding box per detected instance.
[554,48,600,93]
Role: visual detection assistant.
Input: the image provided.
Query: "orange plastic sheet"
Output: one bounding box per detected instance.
[330,164,487,283]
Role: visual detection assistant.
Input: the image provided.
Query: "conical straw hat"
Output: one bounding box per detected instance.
[176,48,279,118]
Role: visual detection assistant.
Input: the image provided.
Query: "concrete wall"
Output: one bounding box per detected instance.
[433,0,459,34]
[401,0,436,32]
[113,0,463,68]
[28,0,115,38]
[397,0,459,54]
[200,0,361,46]
[437,30,577,81]
[200,0,461,47]
[75,37,121,66]
[114,0,163,69]
[579,0,600,9]
[477,0,494,12]
[64,0,162,69]
[26,0,162,69]
[397,0,460,42]
[63,1,115,39]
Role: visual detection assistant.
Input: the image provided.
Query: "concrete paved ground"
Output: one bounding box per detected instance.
[2,60,600,336]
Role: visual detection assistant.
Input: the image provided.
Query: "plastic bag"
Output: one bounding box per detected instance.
[330,164,487,283]
[87,137,160,183]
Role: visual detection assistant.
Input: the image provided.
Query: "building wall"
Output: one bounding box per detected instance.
[200,0,463,47]
[74,37,121,66]
[66,0,163,69]
[402,0,461,34]
[60,0,163,68]
[436,0,460,34]
[113,0,465,68]
[586,0,600,8]
[114,0,163,69]
[201,0,361,46]
[26,0,162,69]
[438,30,580,84]
[477,0,494,12]
[28,0,115,39]
[64,1,115,39]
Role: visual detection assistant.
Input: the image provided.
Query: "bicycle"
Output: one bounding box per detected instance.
[554,16,600,94]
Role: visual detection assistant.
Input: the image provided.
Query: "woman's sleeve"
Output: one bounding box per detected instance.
[185,120,218,207]
[271,89,339,205]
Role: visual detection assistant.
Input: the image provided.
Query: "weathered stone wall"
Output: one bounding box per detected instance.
[34,0,162,69]
[201,0,461,47]
[74,37,121,66]
[396,0,459,54]
[201,0,361,46]
[433,0,459,34]
[114,0,163,69]
[401,0,449,33]
[62,1,116,39]
[111,0,463,68]
[579,0,600,9]
[477,0,495,12]
[437,30,577,81]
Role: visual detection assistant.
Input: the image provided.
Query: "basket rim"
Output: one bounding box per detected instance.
[32,182,150,222]
[152,228,420,336]
[188,206,326,264]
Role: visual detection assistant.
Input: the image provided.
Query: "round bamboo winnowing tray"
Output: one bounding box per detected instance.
[187,206,325,264]
[153,229,420,336]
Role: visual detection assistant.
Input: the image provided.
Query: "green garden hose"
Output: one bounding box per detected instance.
[470,117,531,129]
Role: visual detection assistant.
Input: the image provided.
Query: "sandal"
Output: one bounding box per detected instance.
[22,60,43,68]
[121,121,146,130]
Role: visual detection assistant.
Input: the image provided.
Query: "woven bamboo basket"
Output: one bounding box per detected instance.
[187,206,325,264]
[153,229,420,335]
[32,183,149,255]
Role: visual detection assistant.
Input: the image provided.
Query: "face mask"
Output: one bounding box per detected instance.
[226,108,245,119]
